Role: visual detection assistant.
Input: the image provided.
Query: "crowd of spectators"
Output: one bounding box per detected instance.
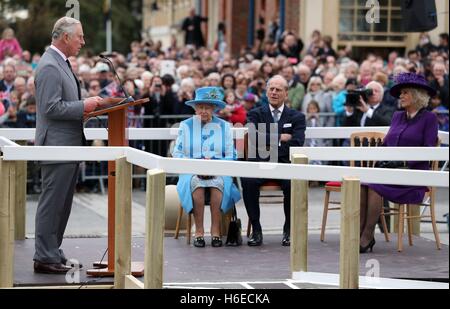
[1,24,449,191]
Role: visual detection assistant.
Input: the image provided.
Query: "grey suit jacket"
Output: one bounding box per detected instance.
[35,48,85,163]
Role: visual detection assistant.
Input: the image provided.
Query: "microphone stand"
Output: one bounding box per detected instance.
[99,54,134,104]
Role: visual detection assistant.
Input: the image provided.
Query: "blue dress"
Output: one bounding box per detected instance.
[368,109,439,204]
[172,116,241,214]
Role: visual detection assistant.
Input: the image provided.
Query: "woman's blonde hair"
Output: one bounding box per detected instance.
[403,87,430,110]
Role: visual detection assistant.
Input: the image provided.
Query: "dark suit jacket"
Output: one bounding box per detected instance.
[344,104,395,127]
[246,104,306,163]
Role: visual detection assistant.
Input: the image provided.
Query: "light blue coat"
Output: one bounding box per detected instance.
[172,116,241,214]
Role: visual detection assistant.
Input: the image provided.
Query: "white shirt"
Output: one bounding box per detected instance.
[360,103,380,127]
[50,45,68,62]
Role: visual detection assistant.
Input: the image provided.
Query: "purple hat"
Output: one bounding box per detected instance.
[390,72,436,98]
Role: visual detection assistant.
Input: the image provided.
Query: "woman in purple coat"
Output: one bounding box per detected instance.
[360,72,438,253]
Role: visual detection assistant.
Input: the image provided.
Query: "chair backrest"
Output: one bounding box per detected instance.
[349,132,386,168]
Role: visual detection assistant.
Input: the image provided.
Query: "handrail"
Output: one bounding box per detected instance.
[2,128,449,144]
[290,147,449,161]
[2,145,448,187]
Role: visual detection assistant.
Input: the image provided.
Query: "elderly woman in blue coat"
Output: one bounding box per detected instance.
[172,87,241,248]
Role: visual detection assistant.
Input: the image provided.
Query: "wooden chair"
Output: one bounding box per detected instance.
[320,131,387,242]
[243,132,283,237]
[174,203,231,245]
[380,141,442,252]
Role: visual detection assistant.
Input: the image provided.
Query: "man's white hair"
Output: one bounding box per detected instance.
[366,81,384,94]
[52,17,81,41]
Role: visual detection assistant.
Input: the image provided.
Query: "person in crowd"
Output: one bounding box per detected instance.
[241,75,306,247]
[32,17,104,274]
[430,91,449,132]
[278,31,303,65]
[0,64,16,94]
[429,62,449,109]
[176,77,196,115]
[437,33,449,54]
[172,87,241,248]
[242,92,257,112]
[305,100,324,167]
[297,64,311,89]
[182,8,208,48]
[219,89,247,125]
[221,73,236,91]
[0,28,23,61]
[344,81,395,127]
[301,76,334,128]
[359,72,439,253]
[281,65,304,111]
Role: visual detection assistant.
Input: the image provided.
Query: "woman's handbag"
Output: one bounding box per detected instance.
[226,205,242,246]
[375,161,405,169]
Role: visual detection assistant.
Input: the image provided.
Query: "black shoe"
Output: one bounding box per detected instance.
[193,236,206,248]
[211,236,223,248]
[360,238,376,253]
[281,233,290,247]
[61,258,83,269]
[34,261,72,274]
[247,231,263,246]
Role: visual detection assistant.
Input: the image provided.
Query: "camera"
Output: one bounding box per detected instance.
[154,83,162,89]
[345,88,373,106]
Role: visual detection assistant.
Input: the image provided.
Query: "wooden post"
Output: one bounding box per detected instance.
[15,161,27,240]
[339,176,360,289]
[0,157,15,288]
[409,205,421,236]
[290,154,308,272]
[114,157,132,289]
[145,169,166,289]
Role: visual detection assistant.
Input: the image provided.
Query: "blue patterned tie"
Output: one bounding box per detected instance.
[273,109,281,123]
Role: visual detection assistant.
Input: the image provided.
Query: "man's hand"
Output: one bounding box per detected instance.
[83,96,103,113]
[280,134,292,143]
[357,96,369,113]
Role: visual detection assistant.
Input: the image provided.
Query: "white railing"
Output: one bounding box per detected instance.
[1,128,449,144]
[0,131,448,290]
[1,145,448,187]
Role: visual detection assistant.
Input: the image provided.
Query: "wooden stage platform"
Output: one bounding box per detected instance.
[13,234,448,287]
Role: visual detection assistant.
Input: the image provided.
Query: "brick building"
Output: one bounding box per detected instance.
[142,0,449,57]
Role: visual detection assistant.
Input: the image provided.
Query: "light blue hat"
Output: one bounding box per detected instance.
[185,87,226,111]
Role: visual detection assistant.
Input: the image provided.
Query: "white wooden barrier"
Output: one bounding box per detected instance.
[1,128,449,144]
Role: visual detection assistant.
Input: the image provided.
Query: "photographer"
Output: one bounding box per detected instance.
[344,81,394,127]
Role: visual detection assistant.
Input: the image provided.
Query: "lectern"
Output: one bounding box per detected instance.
[84,97,149,277]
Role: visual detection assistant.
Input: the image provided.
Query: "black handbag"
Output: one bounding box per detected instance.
[375,161,405,169]
[225,205,242,246]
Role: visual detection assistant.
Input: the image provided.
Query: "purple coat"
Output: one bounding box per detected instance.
[368,109,439,204]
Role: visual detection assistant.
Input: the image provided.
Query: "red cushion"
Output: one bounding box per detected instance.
[262,181,280,187]
[326,182,342,187]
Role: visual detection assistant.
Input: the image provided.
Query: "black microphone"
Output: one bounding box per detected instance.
[99,54,134,104]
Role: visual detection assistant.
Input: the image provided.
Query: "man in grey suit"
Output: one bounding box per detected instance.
[33,17,103,274]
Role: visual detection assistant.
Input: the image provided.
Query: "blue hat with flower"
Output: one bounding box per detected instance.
[185,87,226,111]
[390,72,436,98]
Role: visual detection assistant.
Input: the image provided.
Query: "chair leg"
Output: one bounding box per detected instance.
[398,204,405,252]
[174,205,183,239]
[407,205,413,247]
[380,207,390,242]
[320,190,331,242]
[429,194,442,250]
[247,221,251,238]
[187,213,192,245]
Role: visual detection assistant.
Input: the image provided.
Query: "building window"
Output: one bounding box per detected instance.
[338,0,405,44]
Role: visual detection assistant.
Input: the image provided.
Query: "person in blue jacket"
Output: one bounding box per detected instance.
[172,87,241,248]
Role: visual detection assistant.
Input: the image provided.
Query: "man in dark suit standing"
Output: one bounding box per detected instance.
[344,81,395,127]
[242,75,306,247]
[181,8,208,48]
[33,17,103,274]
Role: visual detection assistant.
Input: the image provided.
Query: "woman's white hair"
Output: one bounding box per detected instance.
[404,87,430,110]
[52,17,81,41]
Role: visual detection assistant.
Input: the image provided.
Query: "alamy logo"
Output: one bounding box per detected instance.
[66,0,80,20]
[366,0,380,24]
